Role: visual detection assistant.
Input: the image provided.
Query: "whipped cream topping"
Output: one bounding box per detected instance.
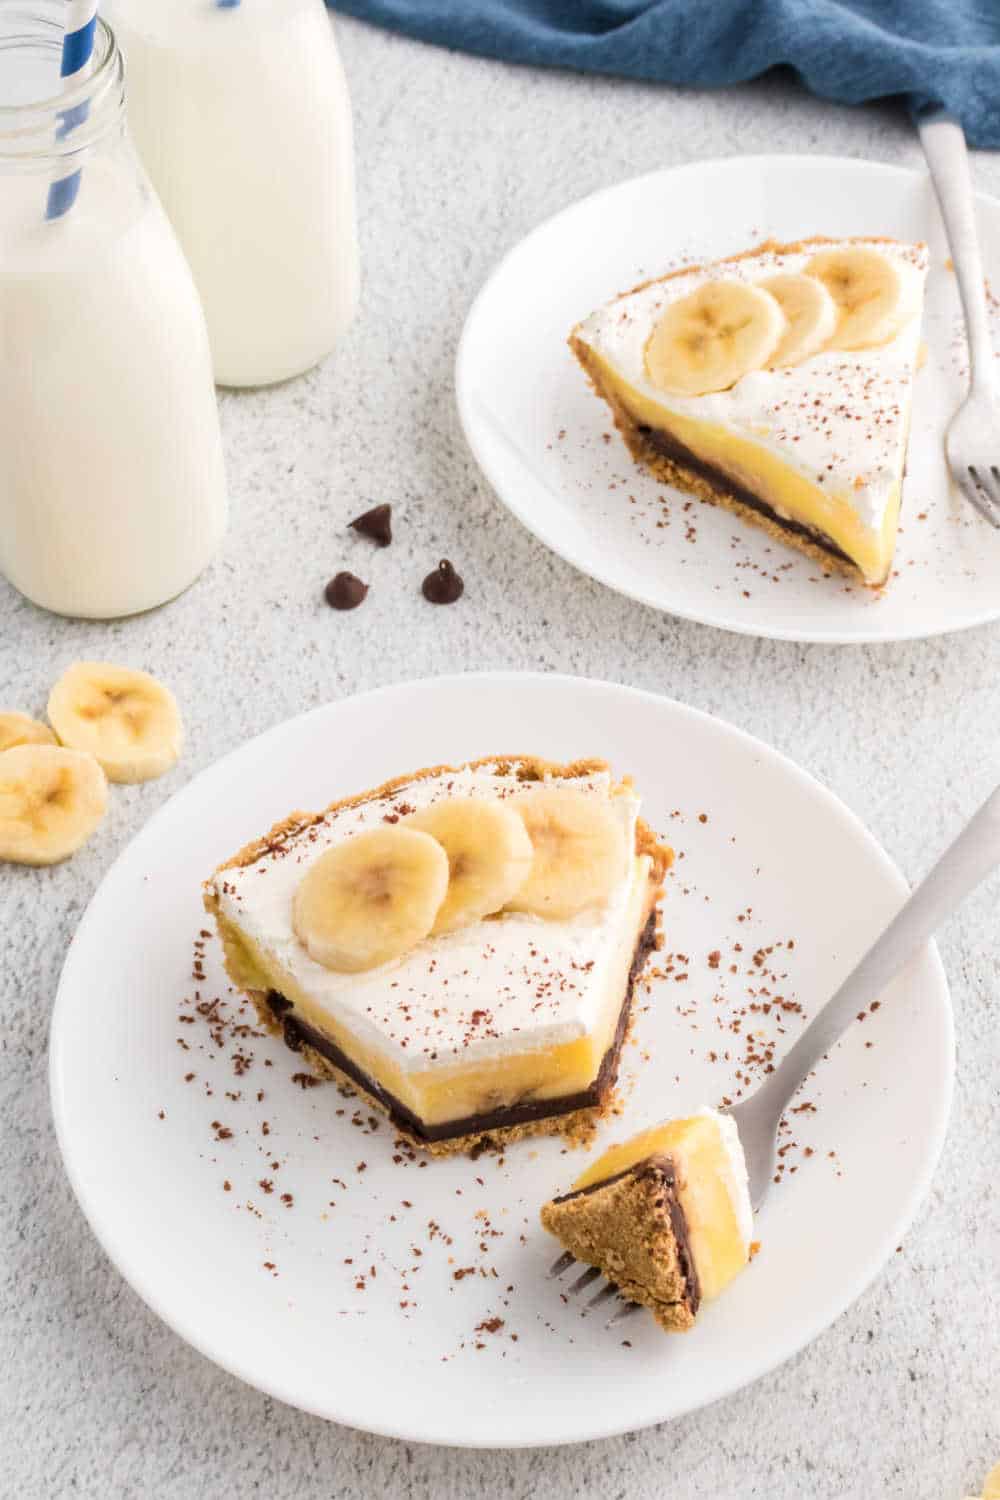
[211,765,648,1073]
[576,239,929,533]
[699,1106,754,1252]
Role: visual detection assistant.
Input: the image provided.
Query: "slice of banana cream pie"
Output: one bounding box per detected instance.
[571,236,929,586]
[541,1108,753,1331]
[205,757,671,1155]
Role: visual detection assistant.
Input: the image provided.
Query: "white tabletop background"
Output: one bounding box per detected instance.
[1,12,998,1498]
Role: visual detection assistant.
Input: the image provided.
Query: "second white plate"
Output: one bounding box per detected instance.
[457,154,1000,643]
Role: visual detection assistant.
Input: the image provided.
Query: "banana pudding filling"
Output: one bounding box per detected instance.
[570,236,929,587]
[541,1108,754,1331]
[204,757,671,1155]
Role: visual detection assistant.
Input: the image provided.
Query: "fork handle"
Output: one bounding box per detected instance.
[760,782,1000,1114]
[918,107,994,387]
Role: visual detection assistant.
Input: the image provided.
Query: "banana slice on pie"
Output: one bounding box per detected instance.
[805,245,906,351]
[761,272,838,366]
[505,786,627,919]
[293,824,450,973]
[406,796,533,934]
[645,279,785,396]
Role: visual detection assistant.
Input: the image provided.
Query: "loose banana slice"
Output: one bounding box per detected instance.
[505,787,627,920]
[0,745,107,865]
[0,712,57,753]
[805,247,904,351]
[983,1461,1000,1500]
[760,273,838,367]
[47,662,183,784]
[293,825,449,973]
[645,279,785,397]
[406,796,534,935]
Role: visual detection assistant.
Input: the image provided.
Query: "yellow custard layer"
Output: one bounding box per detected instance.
[583,347,904,587]
[573,1112,750,1300]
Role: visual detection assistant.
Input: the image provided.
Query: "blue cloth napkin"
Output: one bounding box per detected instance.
[328,0,1000,148]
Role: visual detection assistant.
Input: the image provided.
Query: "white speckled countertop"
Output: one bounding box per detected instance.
[1,13,999,1498]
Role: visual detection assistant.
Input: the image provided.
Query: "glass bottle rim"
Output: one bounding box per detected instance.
[0,9,123,164]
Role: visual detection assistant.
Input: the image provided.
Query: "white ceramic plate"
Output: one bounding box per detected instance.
[50,674,952,1447]
[457,154,1000,643]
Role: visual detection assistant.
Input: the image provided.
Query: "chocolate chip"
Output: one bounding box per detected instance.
[349,503,392,547]
[421,559,464,605]
[324,572,368,610]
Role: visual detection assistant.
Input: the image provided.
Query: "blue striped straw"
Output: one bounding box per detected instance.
[46,0,99,221]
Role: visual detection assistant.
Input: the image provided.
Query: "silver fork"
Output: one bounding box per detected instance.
[552,782,1000,1324]
[918,106,1000,527]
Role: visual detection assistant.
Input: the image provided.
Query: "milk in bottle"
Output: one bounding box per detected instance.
[106,0,360,387]
[0,6,227,619]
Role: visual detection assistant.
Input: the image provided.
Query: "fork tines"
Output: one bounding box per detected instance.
[548,1252,640,1324]
[960,465,1000,528]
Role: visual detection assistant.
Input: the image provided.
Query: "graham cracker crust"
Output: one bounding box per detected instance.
[541,1154,700,1332]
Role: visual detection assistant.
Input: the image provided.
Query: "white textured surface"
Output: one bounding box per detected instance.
[1,12,999,1496]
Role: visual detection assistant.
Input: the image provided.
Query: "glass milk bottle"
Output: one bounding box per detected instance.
[105,0,360,388]
[0,5,227,619]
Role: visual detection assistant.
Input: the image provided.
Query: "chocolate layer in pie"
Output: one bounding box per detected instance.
[262,910,657,1145]
[634,421,855,567]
